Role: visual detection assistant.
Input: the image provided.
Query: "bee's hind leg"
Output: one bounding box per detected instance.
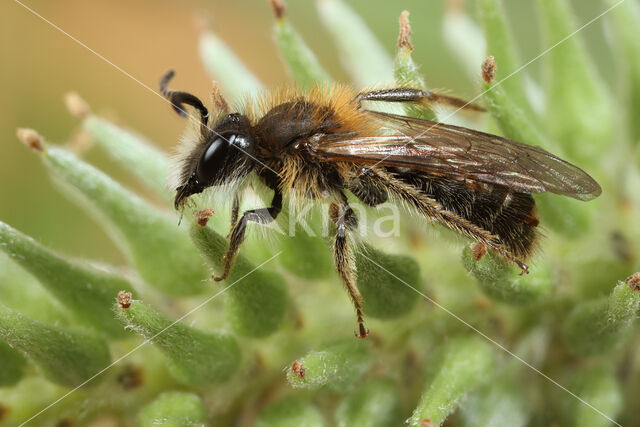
[329,200,369,339]
[213,189,282,281]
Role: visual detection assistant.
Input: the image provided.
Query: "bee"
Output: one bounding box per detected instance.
[160,70,601,338]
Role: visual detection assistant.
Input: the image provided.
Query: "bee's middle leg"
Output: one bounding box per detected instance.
[329,201,369,338]
[213,189,282,281]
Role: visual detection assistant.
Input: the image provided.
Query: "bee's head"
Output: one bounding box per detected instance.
[159,70,256,210]
[174,114,256,209]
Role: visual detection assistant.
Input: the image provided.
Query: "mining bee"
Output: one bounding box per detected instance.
[160,70,601,338]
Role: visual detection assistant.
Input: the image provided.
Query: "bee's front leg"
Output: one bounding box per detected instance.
[329,200,369,339]
[213,189,282,281]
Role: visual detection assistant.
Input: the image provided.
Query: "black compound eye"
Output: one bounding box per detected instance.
[196,134,236,183]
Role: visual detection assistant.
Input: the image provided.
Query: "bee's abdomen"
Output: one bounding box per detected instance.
[397,171,539,259]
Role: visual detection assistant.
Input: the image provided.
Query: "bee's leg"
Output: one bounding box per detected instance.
[329,201,369,339]
[230,193,240,229]
[355,88,485,113]
[213,189,282,281]
[370,169,529,274]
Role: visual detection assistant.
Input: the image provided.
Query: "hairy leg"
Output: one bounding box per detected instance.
[369,169,528,274]
[329,200,369,338]
[213,189,283,281]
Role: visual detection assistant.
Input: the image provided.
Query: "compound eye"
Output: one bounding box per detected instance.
[196,134,235,183]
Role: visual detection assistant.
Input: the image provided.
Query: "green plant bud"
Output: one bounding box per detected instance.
[278,222,333,280]
[562,367,623,427]
[0,254,70,325]
[199,30,263,99]
[82,114,170,201]
[255,395,325,427]
[460,378,529,427]
[189,223,288,337]
[116,298,241,386]
[269,0,331,88]
[564,280,640,356]
[461,246,552,304]
[537,0,614,162]
[478,0,532,115]
[316,0,393,87]
[606,0,640,143]
[0,378,62,425]
[19,132,208,296]
[0,221,133,337]
[0,305,111,388]
[394,11,436,121]
[356,244,421,318]
[409,336,495,426]
[137,391,206,427]
[286,341,370,391]
[335,378,401,427]
[0,340,27,387]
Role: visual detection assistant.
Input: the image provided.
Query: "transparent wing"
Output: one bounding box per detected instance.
[310,111,601,200]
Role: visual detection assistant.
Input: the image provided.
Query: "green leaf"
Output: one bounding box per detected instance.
[116,298,241,386]
[82,114,171,201]
[563,367,623,427]
[19,132,208,296]
[189,223,288,337]
[0,221,133,337]
[255,395,325,427]
[278,221,333,280]
[270,0,331,88]
[462,246,553,304]
[409,336,495,426]
[137,391,206,427]
[335,378,401,427]
[605,0,640,143]
[0,305,111,388]
[356,244,421,318]
[316,0,393,87]
[286,341,370,391]
[564,280,640,356]
[393,11,437,121]
[0,340,27,387]
[478,0,533,115]
[537,0,614,162]
[199,30,263,99]
[460,378,529,427]
[0,254,70,325]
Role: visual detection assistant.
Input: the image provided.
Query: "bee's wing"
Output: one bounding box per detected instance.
[311,111,601,200]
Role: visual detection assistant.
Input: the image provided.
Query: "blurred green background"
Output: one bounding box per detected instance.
[0,0,615,265]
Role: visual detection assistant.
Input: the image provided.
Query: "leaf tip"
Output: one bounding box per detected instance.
[64,92,91,119]
[482,55,497,83]
[117,290,133,309]
[290,360,306,379]
[625,272,640,291]
[267,0,286,20]
[471,242,487,261]
[210,81,230,112]
[419,419,436,427]
[398,10,413,51]
[16,128,44,153]
[195,208,215,227]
